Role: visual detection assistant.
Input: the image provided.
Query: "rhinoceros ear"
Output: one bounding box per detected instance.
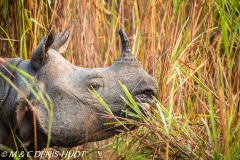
[31,26,55,71]
[51,20,76,54]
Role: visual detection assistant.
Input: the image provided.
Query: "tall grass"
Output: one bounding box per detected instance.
[0,59,54,159]
[0,0,239,159]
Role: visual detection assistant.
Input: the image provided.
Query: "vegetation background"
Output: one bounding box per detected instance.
[0,0,239,159]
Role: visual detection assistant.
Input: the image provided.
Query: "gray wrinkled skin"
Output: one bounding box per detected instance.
[0,21,157,151]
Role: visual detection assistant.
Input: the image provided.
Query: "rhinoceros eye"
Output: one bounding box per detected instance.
[90,82,100,90]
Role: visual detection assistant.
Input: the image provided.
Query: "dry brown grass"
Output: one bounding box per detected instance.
[0,0,239,159]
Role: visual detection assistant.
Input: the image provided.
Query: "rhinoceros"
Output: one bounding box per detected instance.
[0,21,157,151]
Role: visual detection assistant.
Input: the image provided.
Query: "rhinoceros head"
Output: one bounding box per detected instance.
[24,23,157,148]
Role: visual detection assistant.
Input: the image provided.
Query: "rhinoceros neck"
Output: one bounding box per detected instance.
[0,58,22,107]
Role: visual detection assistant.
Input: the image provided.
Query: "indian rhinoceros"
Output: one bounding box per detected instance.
[0,21,157,151]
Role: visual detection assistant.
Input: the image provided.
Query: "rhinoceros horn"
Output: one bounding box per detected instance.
[116,29,141,65]
[119,28,131,54]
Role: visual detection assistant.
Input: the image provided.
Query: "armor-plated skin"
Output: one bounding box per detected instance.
[0,22,157,151]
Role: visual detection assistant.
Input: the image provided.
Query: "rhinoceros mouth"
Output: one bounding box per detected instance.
[135,89,155,104]
[112,89,155,118]
[134,90,155,112]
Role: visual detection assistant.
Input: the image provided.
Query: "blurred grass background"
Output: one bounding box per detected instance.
[0,0,240,159]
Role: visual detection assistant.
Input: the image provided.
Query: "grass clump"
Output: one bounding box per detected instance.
[0,0,239,159]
